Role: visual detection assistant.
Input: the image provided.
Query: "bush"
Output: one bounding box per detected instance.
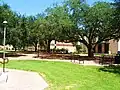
[76,45,82,53]
[51,48,68,54]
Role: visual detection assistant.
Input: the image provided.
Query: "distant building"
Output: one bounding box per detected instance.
[0,45,13,50]
[50,39,120,54]
[50,40,76,53]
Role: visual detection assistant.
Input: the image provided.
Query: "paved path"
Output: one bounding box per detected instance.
[0,53,101,66]
[8,54,40,60]
[0,69,48,90]
[0,54,103,90]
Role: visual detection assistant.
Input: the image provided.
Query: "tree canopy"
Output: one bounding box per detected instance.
[0,0,119,57]
[64,1,114,57]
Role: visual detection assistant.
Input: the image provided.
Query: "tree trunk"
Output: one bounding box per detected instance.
[23,47,26,51]
[15,47,17,51]
[47,40,52,53]
[37,44,40,57]
[34,43,37,52]
[55,40,56,49]
[87,45,94,57]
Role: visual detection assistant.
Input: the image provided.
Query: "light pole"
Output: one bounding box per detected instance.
[3,21,7,72]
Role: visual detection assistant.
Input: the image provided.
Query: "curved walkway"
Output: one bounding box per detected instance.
[0,69,48,90]
[0,53,102,66]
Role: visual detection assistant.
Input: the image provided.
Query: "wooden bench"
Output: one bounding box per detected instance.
[71,55,84,64]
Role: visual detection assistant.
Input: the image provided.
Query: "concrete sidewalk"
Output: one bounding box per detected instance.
[0,69,48,90]
[0,53,102,66]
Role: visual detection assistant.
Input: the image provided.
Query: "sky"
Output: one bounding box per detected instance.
[2,0,113,16]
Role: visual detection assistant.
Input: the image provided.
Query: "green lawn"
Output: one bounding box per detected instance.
[1,60,120,90]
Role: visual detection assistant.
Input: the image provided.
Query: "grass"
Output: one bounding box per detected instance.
[1,60,120,90]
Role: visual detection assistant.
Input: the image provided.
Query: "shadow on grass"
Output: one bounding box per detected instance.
[99,65,120,75]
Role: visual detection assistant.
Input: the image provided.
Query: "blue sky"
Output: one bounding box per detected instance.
[3,0,113,16]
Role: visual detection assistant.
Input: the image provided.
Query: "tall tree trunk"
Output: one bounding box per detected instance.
[47,40,52,53]
[23,46,26,51]
[14,45,17,51]
[55,40,56,49]
[38,44,40,57]
[87,45,94,57]
[34,42,37,52]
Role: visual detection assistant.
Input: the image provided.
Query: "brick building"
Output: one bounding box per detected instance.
[94,39,119,54]
[50,39,120,54]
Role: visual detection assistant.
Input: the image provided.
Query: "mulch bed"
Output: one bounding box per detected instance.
[37,53,115,64]
[38,53,99,60]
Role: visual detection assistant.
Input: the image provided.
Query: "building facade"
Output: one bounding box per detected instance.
[50,39,120,54]
[50,40,76,53]
[94,39,120,54]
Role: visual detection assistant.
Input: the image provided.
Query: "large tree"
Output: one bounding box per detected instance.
[0,3,13,45]
[64,1,114,57]
[7,13,23,51]
[27,15,38,51]
[35,6,74,53]
[111,0,120,39]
